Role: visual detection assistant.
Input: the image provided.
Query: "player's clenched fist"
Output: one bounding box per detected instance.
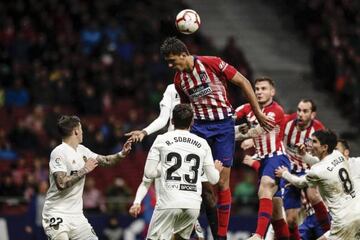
[129,203,141,218]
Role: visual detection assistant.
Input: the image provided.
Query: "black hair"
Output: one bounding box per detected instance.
[299,99,317,112]
[160,37,189,57]
[57,115,81,138]
[337,139,350,150]
[312,129,338,154]
[172,104,193,129]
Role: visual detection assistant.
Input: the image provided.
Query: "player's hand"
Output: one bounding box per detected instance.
[129,203,141,217]
[214,160,224,172]
[121,139,133,156]
[242,155,255,167]
[256,113,275,132]
[296,143,306,156]
[84,158,98,173]
[125,130,147,143]
[275,165,288,178]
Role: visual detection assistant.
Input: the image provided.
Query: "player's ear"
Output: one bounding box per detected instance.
[311,111,316,120]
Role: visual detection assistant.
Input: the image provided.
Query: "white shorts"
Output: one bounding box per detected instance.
[147,208,200,240]
[42,213,98,240]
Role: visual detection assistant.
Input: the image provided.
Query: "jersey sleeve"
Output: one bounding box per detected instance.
[200,56,237,80]
[235,104,251,119]
[313,119,325,130]
[202,141,220,184]
[305,168,321,188]
[144,136,162,178]
[49,149,67,174]
[81,145,98,159]
[143,87,172,135]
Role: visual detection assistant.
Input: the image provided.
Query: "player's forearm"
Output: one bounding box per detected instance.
[235,125,264,141]
[143,106,171,135]
[53,169,88,191]
[96,152,126,167]
[282,171,308,188]
[302,153,320,166]
[204,165,220,184]
[231,73,262,117]
[133,181,152,204]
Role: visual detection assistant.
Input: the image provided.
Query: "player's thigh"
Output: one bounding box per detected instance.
[69,215,98,240]
[283,184,302,211]
[174,209,200,239]
[212,119,235,167]
[42,214,70,240]
[147,209,176,240]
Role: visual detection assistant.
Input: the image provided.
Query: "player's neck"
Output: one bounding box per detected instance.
[260,99,273,108]
[63,138,79,151]
[296,121,311,131]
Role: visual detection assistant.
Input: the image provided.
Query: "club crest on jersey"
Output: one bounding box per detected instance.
[188,83,212,99]
[72,160,76,164]
[199,72,208,82]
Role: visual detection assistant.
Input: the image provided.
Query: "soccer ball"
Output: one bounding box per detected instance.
[175,9,201,34]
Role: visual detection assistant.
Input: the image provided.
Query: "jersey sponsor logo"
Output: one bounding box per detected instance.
[188,83,212,99]
[179,184,197,192]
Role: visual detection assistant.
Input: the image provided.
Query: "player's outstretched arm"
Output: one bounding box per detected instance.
[53,158,98,191]
[230,72,274,131]
[275,166,308,188]
[96,139,132,167]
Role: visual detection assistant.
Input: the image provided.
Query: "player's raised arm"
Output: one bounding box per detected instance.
[230,72,274,131]
[96,139,132,167]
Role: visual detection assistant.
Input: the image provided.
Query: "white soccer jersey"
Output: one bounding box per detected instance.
[145,129,219,210]
[42,142,97,216]
[144,84,180,134]
[302,151,360,232]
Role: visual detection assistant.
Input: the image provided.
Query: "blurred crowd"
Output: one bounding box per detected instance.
[272,0,360,128]
[0,0,256,216]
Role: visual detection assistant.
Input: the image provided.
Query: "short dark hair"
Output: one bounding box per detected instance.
[57,115,81,138]
[337,139,350,150]
[312,129,337,154]
[254,76,275,87]
[299,99,317,112]
[160,37,189,57]
[173,104,193,129]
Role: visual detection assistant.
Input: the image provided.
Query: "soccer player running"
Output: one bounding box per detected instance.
[282,99,330,239]
[235,77,291,240]
[143,104,223,240]
[160,37,273,240]
[42,115,132,240]
[275,129,360,239]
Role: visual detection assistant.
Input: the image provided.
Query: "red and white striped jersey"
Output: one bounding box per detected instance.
[236,101,286,158]
[174,56,237,121]
[283,116,324,172]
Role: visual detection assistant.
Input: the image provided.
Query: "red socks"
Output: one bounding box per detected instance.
[272,218,290,240]
[217,188,232,237]
[313,201,331,232]
[289,224,300,240]
[255,198,273,237]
